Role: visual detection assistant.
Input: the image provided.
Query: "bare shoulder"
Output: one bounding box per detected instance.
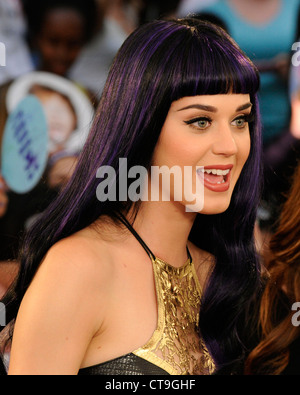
[187,241,215,290]
[45,226,112,267]
[22,219,121,315]
[38,224,116,290]
[9,224,118,374]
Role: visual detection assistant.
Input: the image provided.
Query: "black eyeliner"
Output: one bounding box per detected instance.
[184,116,212,125]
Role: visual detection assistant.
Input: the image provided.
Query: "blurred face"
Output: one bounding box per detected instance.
[47,156,78,190]
[30,86,77,154]
[151,94,252,214]
[37,8,85,76]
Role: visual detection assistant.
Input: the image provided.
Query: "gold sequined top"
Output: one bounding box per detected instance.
[133,255,216,375]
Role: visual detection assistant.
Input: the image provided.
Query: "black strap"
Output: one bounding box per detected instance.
[116,212,192,263]
[116,212,156,261]
[186,244,192,262]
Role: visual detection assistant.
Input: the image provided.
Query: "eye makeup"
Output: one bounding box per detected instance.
[184,112,254,131]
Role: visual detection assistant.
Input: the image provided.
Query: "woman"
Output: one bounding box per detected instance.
[245,163,300,375]
[0,18,263,375]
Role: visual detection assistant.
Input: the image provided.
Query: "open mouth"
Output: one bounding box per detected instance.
[197,166,232,192]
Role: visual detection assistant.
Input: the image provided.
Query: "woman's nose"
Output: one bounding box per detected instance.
[212,124,238,156]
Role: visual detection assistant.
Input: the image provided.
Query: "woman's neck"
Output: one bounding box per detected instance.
[129,201,197,268]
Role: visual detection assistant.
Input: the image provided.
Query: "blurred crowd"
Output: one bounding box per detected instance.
[0,0,300,299]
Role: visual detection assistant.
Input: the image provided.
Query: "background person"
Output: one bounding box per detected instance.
[21,0,98,79]
[245,161,300,375]
[0,71,94,264]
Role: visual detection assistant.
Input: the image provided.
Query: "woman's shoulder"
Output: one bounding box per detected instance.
[42,223,116,283]
[19,223,119,331]
[9,224,120,374]
[29,219,123,302]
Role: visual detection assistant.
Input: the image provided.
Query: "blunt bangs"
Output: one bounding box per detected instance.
[101,19,260,142]
[166,21,260,100]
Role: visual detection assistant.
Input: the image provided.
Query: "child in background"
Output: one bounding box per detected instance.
[21,0,98,78]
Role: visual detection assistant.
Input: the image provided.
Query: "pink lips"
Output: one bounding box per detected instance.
[197,165,233,192]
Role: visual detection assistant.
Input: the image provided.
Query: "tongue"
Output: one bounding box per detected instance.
[203,173,224,184]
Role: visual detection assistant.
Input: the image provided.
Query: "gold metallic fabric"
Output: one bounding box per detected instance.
[133,256,216,375]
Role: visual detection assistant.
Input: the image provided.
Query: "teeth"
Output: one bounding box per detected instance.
[199,169,230,176]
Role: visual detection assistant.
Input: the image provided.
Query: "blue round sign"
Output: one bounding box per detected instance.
[1,95,48,194]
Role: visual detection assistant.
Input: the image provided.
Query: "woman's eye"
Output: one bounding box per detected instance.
[197,119,210,129]
[232,116,248,129]
[185,117,211,130]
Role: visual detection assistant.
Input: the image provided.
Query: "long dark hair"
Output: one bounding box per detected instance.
[1,18,263,373]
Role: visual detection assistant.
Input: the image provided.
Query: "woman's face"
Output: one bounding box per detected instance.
[30,86,77,154]
[151,94,252,214]
[37,8,85,76]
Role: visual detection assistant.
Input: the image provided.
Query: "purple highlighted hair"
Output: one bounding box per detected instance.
[1,18,263,373]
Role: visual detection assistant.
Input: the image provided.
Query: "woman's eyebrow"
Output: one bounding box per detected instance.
[178,104,217,112]
[177,102,253,112]
[236,102,252,111]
